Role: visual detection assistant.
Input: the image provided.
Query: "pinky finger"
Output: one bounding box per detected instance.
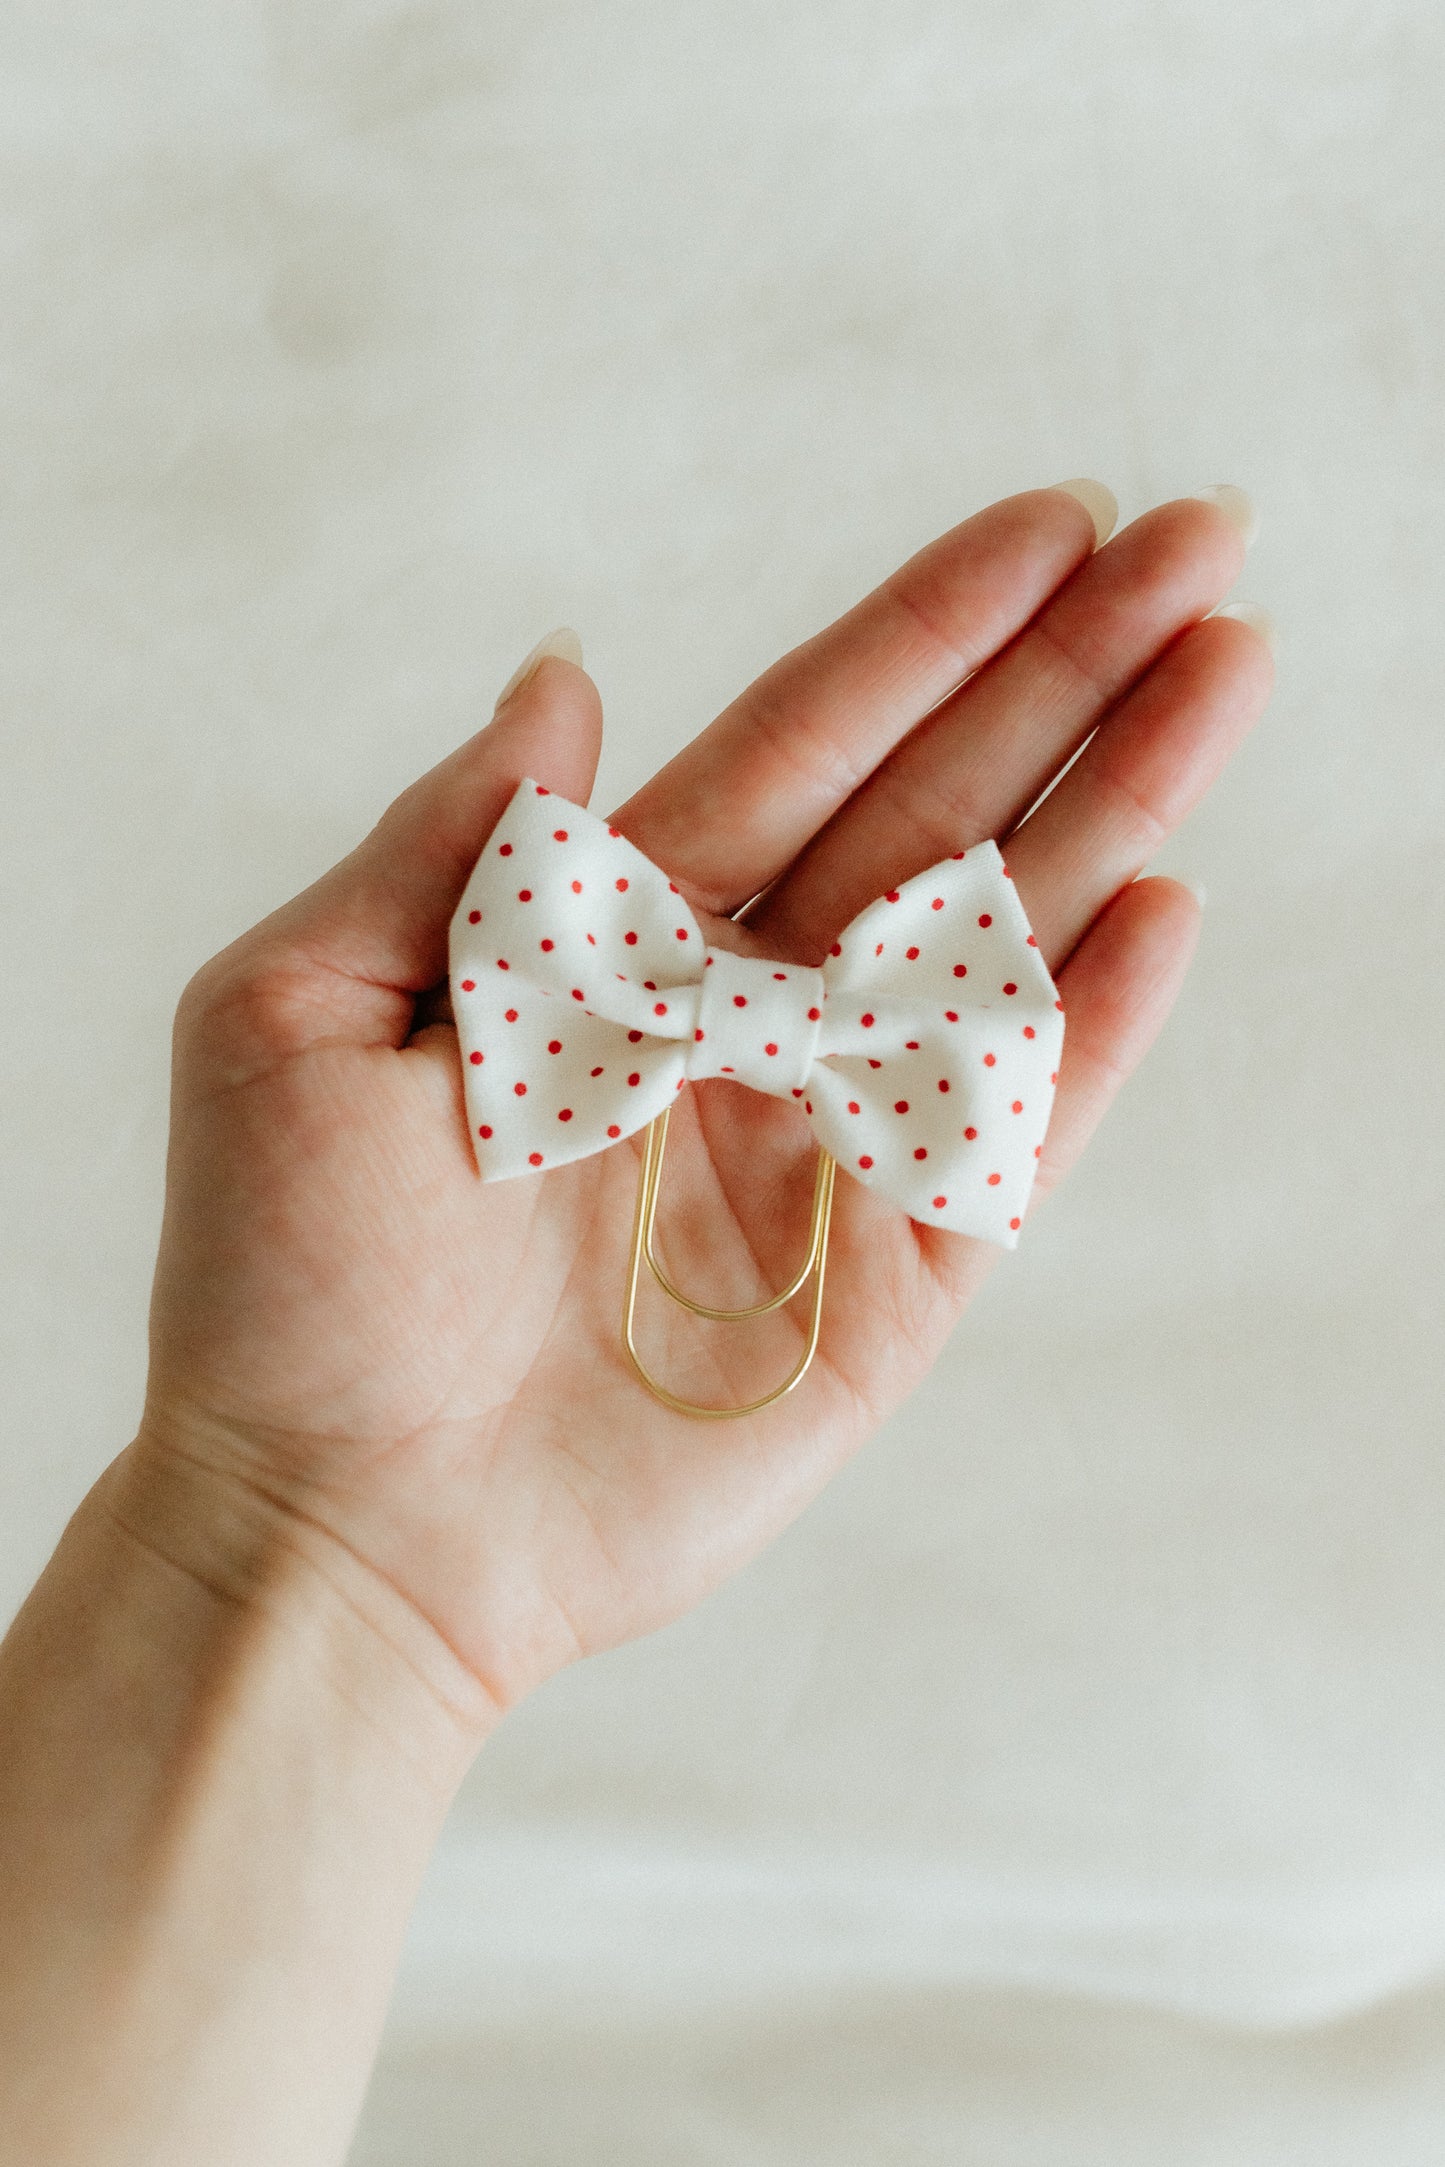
[1034,875,1202,1200]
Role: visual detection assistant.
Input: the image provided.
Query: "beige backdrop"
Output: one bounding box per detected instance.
[3,3,1443,2160]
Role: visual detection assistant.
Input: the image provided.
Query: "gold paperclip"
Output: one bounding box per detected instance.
[622,1106,837,1419]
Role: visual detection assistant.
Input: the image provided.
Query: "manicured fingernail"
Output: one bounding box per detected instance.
[1194,484,1258,547]
[494,626,584,709]
[1213,600,1276,651]
[1051,478,1118,547]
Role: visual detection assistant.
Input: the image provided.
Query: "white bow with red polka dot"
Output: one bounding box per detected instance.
[449,780,1064,1247]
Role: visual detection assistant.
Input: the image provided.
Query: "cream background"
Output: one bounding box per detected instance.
[2,3,1442,2159]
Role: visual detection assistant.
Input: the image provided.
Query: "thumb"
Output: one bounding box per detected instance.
[186,632,605,1062]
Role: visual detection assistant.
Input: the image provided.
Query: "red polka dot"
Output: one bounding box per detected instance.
[607,825,619,838]
[469,1050,483,1065]
[906,946,920,960]
[628,1029,643,1043]
[518,888,532,902]
[628,1072,641,1086]
[733,994,748,1007]
[808,1005,821,1021]
[497,958,510,970]
[1056,1000,1065,1012]
[1051,1071,1058,1084]
[1012,1100,1023,1114]
[1027,934,1038,948]
[468,908,482,923]
[548,1039,562,1054]
[591,1066,603,1077]
[571,879,583,894]
[553,829,568,842]
[499,841,514,856]
[914,1146,928,1160]
[805,1099,813,1114]
[792,1088,803,1098]
[1023,1025,1036,1039]
[1010,1216,1021,1230]
[695,1028,705,1042]
[616,877,629,892]
[654,1002,668,1016]
[571,988,584,1002]
[478,1124,492,1139]
[931,897,944,911]
[505,1008,518,1022]
[529,1151,543,1166]
[894,1100,909,1114]
[607,1123,621,1138]
[460,979,475,991]
[964,1126,978,1140]
[535,785,550,795]
[937,1078,950,1093]
[987,1172,1001,1186]
[978,913,993,928]
[953,964,967,978]
[1003,982,1018,996]
[558,1108,573,1122]
[830,942,842,958]
[906,1040,920,1051]
[540,938,554,952]
[859,1155,874,1170]
[773,971,786,981]
[625,930,638,945]
[984,1052,996,1067]
[945,1009,959,1023]
[587,934,596,946]
[514,1081,527,1096]
[668,881,679,894]
[676,928,689,940]
[861,1012,875,1027]
[848,1100,861,1114]
[933,1195,947,1208]
[875,942,885,957]
[705,955,714,967]
[765,1042,778,1056]
[1035,1145,1042,1158]
[885,889,900,903]
[867,1057,882,1069]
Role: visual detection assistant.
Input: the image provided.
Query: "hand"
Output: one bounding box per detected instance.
[129,487,1271,1731]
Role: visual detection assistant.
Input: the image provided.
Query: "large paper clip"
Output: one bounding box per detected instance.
[622,1107,837,1419]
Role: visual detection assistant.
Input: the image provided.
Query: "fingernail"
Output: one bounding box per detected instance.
[1051,478,1118,547]
[1213,600,1276,651]
[1183,880,1208,909]
[494,626,584,709]
[1194,484,1258,548]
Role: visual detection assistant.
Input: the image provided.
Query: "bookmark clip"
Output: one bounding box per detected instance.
[622,1109,836,1419]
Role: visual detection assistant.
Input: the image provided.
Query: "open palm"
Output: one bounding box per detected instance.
[136,487,1270,1723]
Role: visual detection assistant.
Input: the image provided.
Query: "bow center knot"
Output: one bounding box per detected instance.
[685,948,825,1099]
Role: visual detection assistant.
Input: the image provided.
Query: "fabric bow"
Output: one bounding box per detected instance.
[449,780,1064,1246]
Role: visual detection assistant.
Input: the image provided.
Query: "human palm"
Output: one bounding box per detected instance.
[137,487,1270,1721]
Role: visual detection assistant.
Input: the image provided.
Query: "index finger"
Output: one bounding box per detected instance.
[611,486,1109,917]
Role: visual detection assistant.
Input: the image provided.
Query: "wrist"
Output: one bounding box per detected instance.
[0,1436,497,2164]
[102,1422,502,1782]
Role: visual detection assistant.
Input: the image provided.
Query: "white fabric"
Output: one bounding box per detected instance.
[450,779,1063,1243]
